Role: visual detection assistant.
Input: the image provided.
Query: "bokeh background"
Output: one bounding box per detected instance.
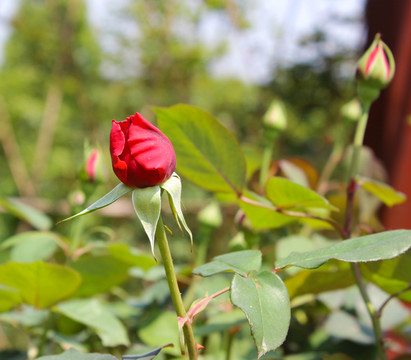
[1,0,409,234]
[0,1,410,359]
[0,0,362,217]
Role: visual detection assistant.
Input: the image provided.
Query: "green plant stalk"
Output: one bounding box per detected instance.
[259,141,274,186]
[37,312,54,357]
[226,330,235,360]
[156,216,197,359]
[351,263,387,359]
[346,106,370,183]
[344,103,387,360]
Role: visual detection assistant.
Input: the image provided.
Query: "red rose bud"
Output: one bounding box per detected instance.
[85,149,100,182]
[356,33,395,104]
[110,112,176,188]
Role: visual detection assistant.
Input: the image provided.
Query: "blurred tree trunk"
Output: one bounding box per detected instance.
[364,0,411,229]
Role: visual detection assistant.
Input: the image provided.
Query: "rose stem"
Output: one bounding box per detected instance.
[343,103,387,360]
[155,215,197,359]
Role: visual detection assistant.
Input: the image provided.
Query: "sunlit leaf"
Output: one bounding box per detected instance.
[193,250,261,277]
[239,192,295,229]
[138,311,180,356]
[357,176,406,207]
[154,104,246,194]
[70,256,131,297]
[0,261,81,308]
[231,271,290,357]
[0,284,21,312]
[285,261,355,299]
[0,197,52,230]
[107,243,156,271]
[1,231,60,262]
[361,251,411,301]
[276,230,411,270]
[280,157,319,189]
[56,298,129,347]
[266,177,336,211]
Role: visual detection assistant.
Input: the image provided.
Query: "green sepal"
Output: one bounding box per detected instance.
[160,173,193,249]
[58,183,133,223]
[132,186,161,258]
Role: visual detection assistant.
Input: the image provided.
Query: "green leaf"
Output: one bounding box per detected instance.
[160,173,193,247]
[59,183,133,223]
[266,177,336,211]
[1,231,59,262]
[0,284,21,312]
[193,250,262,277]
[56,298,129,347]
[107,243,156,271]
[231,271,290,357]
[70,256,131,297]
[0,197,52,230]
[278,160,310,188]
[239,194,296,229]
[154,104,246,194]
[36,348,118,359]
[285,261,355,299]
[357,176,406,207]
[276,230,411,270]
[361,251,411,301]
[323,311,374,344]
[132,186,161,257]
[122,343,174,360]
[0,306,49,327]
[195,309,246,336]
[0,261,81,308]
[138,311,180,356]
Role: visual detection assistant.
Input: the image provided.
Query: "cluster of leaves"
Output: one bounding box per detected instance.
[1,1,410,360]
[154,104,411,359]
[1,103,409,360]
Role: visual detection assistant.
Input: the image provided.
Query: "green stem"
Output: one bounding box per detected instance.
[259,141,273,186]
[346,105,369,183]
[344,103,387,360]
[351,263,387,360]
[155,216,197,360]
[37,312,53,357]
[226,330,235,360]
[376,283,411,318]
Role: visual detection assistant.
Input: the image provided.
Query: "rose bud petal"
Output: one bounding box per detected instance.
[356,33,395,104]
[110,112,176,188]
[85,149,100,182]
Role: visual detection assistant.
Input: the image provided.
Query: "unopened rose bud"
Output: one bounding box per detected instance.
[263,99,287,132]
[356,33,395,104]
[81,148,104,183]
[85,149,100,182]
[110,113,176,188]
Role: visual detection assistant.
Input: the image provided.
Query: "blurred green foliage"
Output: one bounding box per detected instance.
[4,1,407,360]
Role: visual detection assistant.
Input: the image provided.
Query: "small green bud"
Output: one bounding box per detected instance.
[340,99,362,122]
[198,201,222,228]
[263,98,287,133]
